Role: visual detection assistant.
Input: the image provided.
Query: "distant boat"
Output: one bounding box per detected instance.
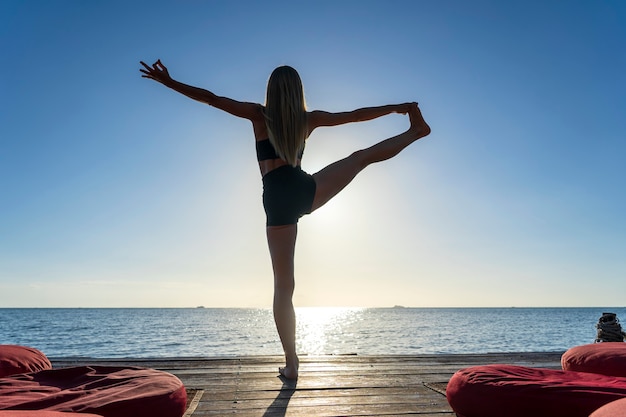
[196,306,205,309]
[393,305,406,309]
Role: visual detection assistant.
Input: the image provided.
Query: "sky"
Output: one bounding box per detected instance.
[1,1,624,308]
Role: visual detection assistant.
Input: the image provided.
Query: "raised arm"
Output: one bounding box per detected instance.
[307,103,415,134]
[140,60,261,120]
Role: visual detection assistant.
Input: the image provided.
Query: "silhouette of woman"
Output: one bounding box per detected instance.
[140,60,431,379]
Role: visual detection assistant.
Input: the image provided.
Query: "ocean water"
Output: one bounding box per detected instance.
[1,307,623,358]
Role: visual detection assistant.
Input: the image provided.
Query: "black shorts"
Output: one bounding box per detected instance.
[262,165,316,226]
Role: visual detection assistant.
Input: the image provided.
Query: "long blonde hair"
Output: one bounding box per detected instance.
[264,66,307,167]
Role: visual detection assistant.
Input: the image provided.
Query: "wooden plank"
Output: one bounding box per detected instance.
[50,353,563,416]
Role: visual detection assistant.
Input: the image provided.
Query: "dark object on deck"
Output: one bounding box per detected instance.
[0,366,186,417]
[447,364,626,417]
[0,345,186,417]
[561,342,626,377]
[0,345,52,377]
[595,312,626,343]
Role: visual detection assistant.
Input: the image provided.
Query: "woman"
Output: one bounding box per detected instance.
[140,60,431,379]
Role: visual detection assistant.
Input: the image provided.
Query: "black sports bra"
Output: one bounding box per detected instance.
[256,139,304,161]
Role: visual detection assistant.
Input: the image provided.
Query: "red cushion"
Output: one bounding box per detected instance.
[590,397,626,417]
[0,412,103,417]
[0,366,186,417]
[0,345,52,377]
[562,343,626,377]
[446,364,626,417]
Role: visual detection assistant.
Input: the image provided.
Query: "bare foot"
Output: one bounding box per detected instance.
[279,356,299,380]
[408,103,431,139]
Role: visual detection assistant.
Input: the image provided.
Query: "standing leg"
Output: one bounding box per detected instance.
[311,104,430,211]
[266,224,300,379]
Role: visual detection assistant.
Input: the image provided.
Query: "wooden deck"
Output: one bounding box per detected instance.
[52,352,564,416]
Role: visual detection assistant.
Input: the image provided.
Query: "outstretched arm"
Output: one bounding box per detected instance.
[140,60,261,120]
[307,103,414,133]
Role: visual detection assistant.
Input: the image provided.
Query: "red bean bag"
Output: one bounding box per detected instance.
[0,366,186,417]
[0,412,103,417]
[562,343,626,377]
[446,364,626,417]
[0,346,52,377]
[590,397,626,417]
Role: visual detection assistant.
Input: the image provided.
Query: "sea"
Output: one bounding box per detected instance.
[1,307,624,358]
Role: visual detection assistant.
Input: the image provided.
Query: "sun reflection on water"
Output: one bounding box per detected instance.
[295,307,364,355]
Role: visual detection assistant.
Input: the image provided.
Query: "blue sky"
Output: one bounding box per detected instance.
[1,1,624,307]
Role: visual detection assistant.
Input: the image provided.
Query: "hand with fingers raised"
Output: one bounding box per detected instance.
[140,59,172,85]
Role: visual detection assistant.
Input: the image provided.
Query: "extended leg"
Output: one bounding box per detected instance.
[266,224,300,379]
[311,104,430,212]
